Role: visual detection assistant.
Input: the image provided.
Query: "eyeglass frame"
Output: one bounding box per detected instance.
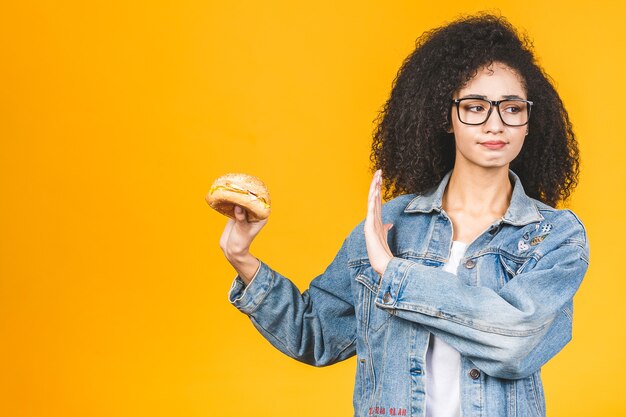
[451,97,534,127]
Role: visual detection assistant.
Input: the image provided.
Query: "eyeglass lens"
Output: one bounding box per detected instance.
[457,99,530,126]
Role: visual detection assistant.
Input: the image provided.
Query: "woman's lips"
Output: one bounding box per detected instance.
[480,140,506,150]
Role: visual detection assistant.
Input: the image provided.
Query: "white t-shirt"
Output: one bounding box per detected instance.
[425,241,467,417]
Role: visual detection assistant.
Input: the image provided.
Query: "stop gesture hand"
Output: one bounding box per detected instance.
[364,170,394,276]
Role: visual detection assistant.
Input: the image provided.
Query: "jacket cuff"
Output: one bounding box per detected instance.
[227,261,275,315]
[375,257,412,308]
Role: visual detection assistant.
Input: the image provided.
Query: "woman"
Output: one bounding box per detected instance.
[218,14,589,417]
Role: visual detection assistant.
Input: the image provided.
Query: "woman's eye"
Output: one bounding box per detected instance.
[503,105,521,113]
[465,104,486,112]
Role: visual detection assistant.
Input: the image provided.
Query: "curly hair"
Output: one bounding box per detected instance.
[371,13,579,207]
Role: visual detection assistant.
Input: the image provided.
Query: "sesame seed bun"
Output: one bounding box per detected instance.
[205,173,271,221]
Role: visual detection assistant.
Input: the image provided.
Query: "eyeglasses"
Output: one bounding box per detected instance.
[452,98,533,127]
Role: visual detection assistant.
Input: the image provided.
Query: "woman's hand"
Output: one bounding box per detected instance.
[364,170,394,276]
[219,205,267,285]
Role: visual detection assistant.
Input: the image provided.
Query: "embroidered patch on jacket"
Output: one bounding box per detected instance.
[530,234,548,246]
[541,223,553,234]
[518,240,530,251]
[369,406,407,416]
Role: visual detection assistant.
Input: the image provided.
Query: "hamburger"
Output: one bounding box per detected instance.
[205,173,271,221]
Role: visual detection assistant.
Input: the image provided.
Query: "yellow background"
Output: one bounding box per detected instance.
[1,1,624,416]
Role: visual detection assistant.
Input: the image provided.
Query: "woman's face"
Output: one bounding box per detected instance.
[450,62,528,171]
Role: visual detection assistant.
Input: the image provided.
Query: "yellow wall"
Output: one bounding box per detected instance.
[1,1,624,416]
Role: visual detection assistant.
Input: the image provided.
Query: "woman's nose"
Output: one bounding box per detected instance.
[483,107,505,133]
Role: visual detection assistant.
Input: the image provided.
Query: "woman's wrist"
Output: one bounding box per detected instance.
[227,251,260,285]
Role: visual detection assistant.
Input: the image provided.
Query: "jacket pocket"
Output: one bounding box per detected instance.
[498,251,532,286]
[355,266,393,333]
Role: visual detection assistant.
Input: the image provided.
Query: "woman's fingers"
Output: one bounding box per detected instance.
[376,172,382,217]
[233,205,247,223]
[367,169,381,222]
[373,173,381,224]
[367,170,383,225]
[219,205,268,261]
[364,170,394,275]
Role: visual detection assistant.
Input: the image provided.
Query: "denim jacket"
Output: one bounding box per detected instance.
[228,170,590,417]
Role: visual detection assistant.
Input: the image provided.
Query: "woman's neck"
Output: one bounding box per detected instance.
[443,165,512,219]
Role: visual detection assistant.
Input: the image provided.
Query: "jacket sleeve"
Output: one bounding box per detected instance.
[373,237,589,379]
[227,239,357,367]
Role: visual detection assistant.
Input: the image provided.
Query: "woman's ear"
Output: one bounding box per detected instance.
[445,119,454,134]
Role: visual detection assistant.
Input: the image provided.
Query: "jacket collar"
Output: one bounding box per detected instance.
[403,170,544,226]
